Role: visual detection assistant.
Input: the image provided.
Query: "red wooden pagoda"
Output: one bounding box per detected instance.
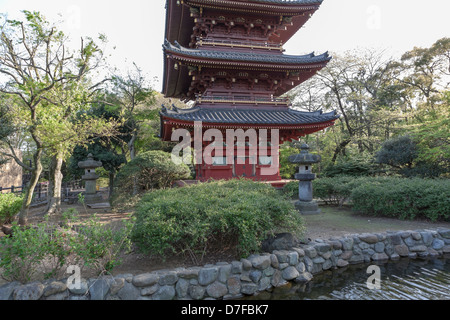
[160,0,338,183]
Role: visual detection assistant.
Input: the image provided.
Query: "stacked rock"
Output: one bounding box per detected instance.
[1,228,449,300]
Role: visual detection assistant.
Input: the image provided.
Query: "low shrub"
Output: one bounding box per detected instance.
[313,176,369,206]
[285,176,449,222]
[112,150,191,205]
[0,193,23,225]
[322,152,385,177]
[132,179,305,261]
[282,181,298,199]
[0,212,133,283]
[283,176,368,206]
[351,177,450,222]
[0,223,50,283]
[375,135,418,169]
[69,215,134,273]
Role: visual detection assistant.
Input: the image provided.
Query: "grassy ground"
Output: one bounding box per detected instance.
[302,205,450,241]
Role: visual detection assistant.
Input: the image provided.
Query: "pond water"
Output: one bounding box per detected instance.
[244,257,450,300]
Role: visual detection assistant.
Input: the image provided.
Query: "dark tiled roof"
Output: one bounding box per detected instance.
[164,40,331,66]
[240,0,323,4]
[188,0,323,6]
[161,106,339,126]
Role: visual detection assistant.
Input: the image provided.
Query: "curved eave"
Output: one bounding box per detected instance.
[269,14,315,44]
[186,0,323,44]
[163,0,194,96]
[164,40,331,66]
[159,106,339,139]
[186,0,322,15]
[162,41,331,98]
[160,115,337,141]
[162,116,336,129]
[165,0,324,48]
[167,51,330,70]
[161,105,339,122]
[164,0,194,48]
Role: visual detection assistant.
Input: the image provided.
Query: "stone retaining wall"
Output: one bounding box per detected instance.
[1,228,449,300]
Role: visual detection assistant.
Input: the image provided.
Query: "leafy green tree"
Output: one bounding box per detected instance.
[279,142,300,179]
[375,135,418,170]
[391,37,450,107]
[109,63,157,160]
[308,49,402,164]
[406,91,450,177]
[42,92,120,215]
[0,98,16,168]
[0,11,116,222]
[323,155,377,177]
[67,101,129,198]
[113,150,191,200]
[134,92,184,154]
[288,39,449,176]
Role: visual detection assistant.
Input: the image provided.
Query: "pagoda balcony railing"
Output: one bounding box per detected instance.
[197,38,284,52]
[196,94,290,106]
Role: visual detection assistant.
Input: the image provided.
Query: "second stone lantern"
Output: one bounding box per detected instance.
[289,144,322,215]
[78,153,103,204]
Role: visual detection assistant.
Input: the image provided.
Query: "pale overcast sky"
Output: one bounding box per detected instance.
[1,0,449,92]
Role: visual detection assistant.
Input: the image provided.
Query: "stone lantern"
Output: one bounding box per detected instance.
[288,144,321,215]
[78,153,103,203]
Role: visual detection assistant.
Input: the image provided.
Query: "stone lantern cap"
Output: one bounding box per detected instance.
[288,144,321,164]
[78,153,102,169]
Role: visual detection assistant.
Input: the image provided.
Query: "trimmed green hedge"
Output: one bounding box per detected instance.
[351,177,450,221]
[313,176,365,206]
[284,176,449,222]
[283,176,367,205]
[132,179,305,260]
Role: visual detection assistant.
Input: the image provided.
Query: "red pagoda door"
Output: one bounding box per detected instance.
[233,156,256,178]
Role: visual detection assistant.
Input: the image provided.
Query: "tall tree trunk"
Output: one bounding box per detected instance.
[333,87,354,137]
[129,129,138,195]
[128,129,138,161]
[108,171,115,200]
[331,139,351,164]
[46,154,64,216]
[18,148,43,226]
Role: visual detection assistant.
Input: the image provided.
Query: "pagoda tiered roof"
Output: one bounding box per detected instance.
[160,105,339,141]
[163,40,331,99]
[161,0,337,133]
[164,40,330,67]
[161,105,338,128]
[160,0,336,182]
[239,0,323,3]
